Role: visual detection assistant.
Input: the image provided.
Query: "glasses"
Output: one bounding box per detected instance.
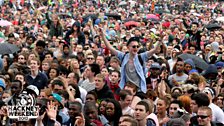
[18,57,24,59]
[132,45,139,49]
[197,115,209,119]
[87,57,94,60]
[170,107,178,110]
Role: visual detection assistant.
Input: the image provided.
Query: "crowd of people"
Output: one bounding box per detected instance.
[0,0,224,126]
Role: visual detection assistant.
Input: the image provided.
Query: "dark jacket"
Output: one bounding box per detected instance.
[64,30,85,45]
[94,84,114,100]
[46,13,63,37]
[25,72,48,90]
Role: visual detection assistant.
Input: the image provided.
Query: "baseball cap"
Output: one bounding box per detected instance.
[150,62,161,70]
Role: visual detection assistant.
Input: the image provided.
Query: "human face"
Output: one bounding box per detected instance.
[45,54,53,62]
[169,103,180,117]
[128,41,139,55]
[85,107,98,121]
[28,54,36,61]
[121,46,128,53]
[53,85,64,93]
[18,55,26,64]
[71,60,79,69]
[30,60,39,71]
[38,91,47,99]
[191,24,198,32]
[36,46,44,54]
[185,64,192,73]
[67,73,76,84]
[96,56,105,66]
[176,61,184,73]
[110,72,120,84]
[15,75,25,85]
[11,82,21,95]
[95,77,104,91]
[119,121,132,126]
[190,100,198,113]
[189,47,196,54]
[156,99,167,114]
[134,104,148,121]
[197,109,211,126]
[101,68,109,77]
[76,45,83,52]
[84,66,93,78]
[99,101,107,114]
[49,69,57,79]
[106,102,115,118]
[42,62,50,71]
[86,55,95,65]
[216,96,224,108]
[86,94,96,103]
[2,92,10,102]
[122,95,133,107]
[68,104,81,118]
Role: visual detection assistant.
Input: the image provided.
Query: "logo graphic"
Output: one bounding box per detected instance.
[8,87,39,121]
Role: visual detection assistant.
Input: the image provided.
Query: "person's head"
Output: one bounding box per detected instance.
[191,22,199,32]
[68,84,81,99]
[85,63,100,78]
[85,53,95,65]
[127,37,140,55]
[75,44,83,53]
[18,53,27,64]
[124,82,138,95]
[28,58,40,72]
[67,72,80,85]
[119,115,138,126]
[175,59,185,73]
[48,68,59,79]
[51,79,64,93]
[178,95,191,113]
[44,51,54,62]
[215,93,224,108]
[94,74,105,91]
[70,58,80,71]
[119,90,133,108]
[109,70,120,84]
[63,44,70,55]
[68,101,82,118]
[14,72,25,86]
[169,100,183,118]
[188,45,196,54]
[11,80,22,95]
[84,101,98,122]
[134,101,150,121]
[190,93,210,113]
[184,59,195,74]
[85,90,97,103]
[101,67,109,77]
[35,40,46,54]
[96,55,105,67]
[99,99,108,115]
[1,90,11,103]
[41,60,51,72]
[149,62,161,78]
[157,97,171,115]
[105,99,122,123]
[197,106,212,126]
[203,87,216,101]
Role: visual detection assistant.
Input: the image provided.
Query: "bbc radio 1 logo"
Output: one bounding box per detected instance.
[7,90,39,121]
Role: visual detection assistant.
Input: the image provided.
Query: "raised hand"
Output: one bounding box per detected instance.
[74,113,85,126]
[46,101,58,120]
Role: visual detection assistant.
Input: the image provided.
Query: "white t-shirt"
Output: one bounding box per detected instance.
[209,103,224,124]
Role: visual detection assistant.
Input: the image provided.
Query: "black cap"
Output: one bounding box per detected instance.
[127,37,140,46]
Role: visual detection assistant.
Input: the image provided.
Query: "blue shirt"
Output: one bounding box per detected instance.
[116,50,149,93]
[25,72,48,90]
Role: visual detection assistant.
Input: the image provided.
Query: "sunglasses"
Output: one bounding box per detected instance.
[132,45,139,49]
[11,86,18,89]
[170,107,178,110]
[87,57,94,60]
[197,115,209,119]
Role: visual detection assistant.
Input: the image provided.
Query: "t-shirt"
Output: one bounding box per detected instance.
[186,30,202,50]
[209,103,224,124]
[125,60,141,87]
[168,73,188,86]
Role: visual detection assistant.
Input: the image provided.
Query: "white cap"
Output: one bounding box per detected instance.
[26,85,39,96]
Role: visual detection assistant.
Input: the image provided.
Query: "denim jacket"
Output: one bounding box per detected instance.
[116,50,149,93]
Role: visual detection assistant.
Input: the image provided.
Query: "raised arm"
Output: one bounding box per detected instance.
[147,41,161,57]
[99,28,118,56]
